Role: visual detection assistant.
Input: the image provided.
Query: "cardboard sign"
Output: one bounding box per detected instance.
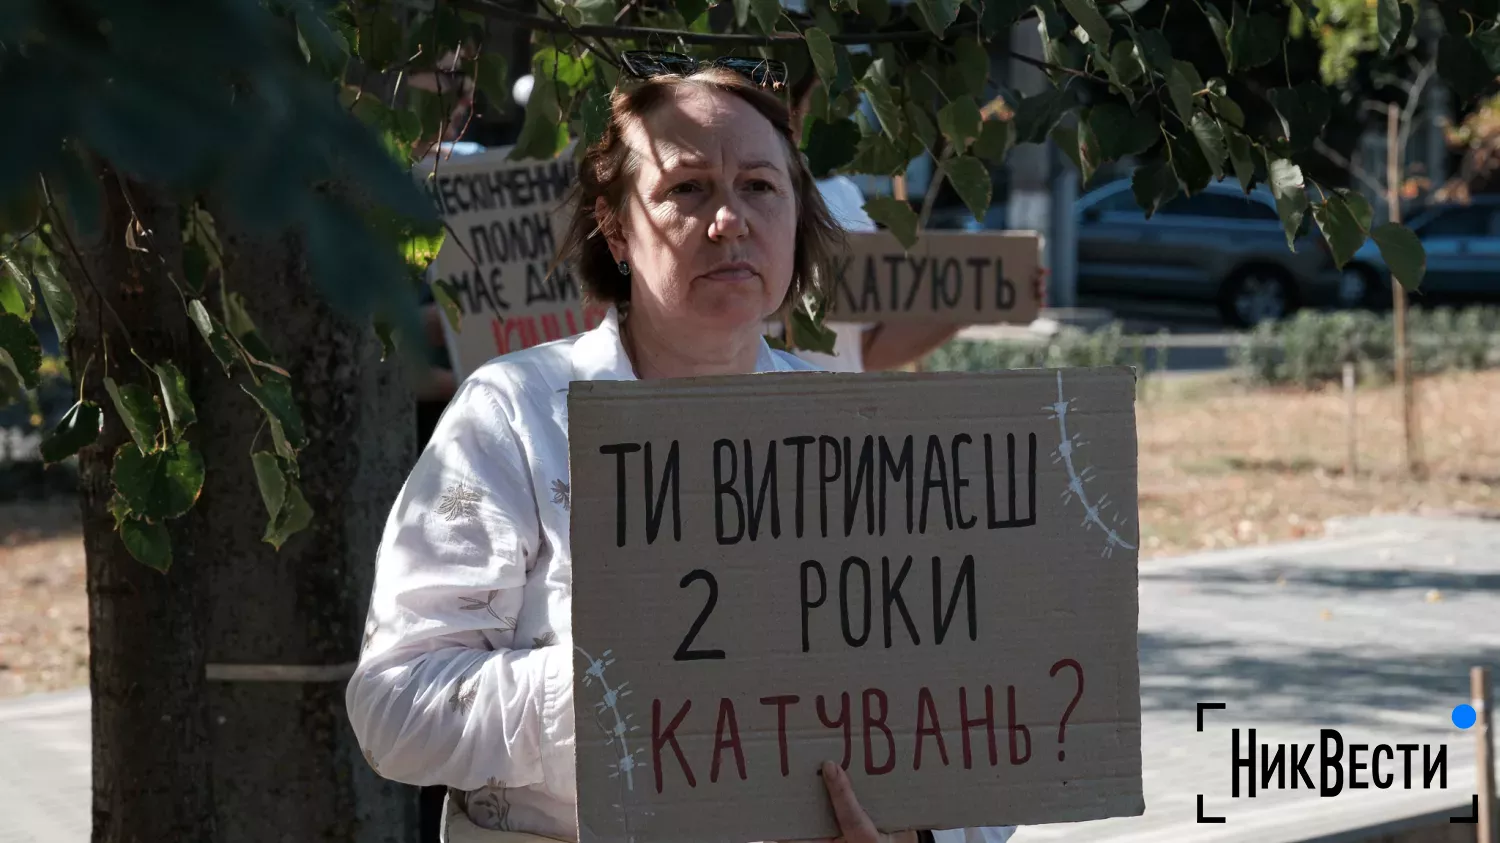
[568,368,1144,843]
[421,144,609,380]
[826,231,1043,324]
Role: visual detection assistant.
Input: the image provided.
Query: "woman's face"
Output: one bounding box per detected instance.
[607,85,800,335]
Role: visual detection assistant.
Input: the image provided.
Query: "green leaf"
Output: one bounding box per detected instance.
[431,280,463,335]
[789,301,838,354]
[1109,40,1145,86]
[29,253,74,344]
[1208,84,1245,129]
[112,441,205,522]
[1053,124,1083,173]
[1131,29,1175,75]
[188,300,237,375]
[806,28,839,88]
[0,312,42,389]
[511,59,569,161]
[1167,133,1213,195]
[575,0,617,25]
[1371,223,1425,290]
[1268,84,1331,148]
[1089,103,1158,160]
[1059,0,1113,47]
[864,197,920,249]
[108,493,130,531]
[676,0,710,24]
[104,377,162,452]
[1437,34,1495,103]
[0,257,35,317]
[251,451,287,522]
[242,377,309,461]
[1012,85,1073,144]
[942,155,994,221]
[475,54,510,108]
[1190,113,1228,181]
[1131,159,1179,218]
[938,97,984,150]
[1267,158,1309,250]
[264,478,314,550]
[805,118,862,178]
[974,119,1015,164]
[1166,66,1197,124]
[121,518,172,573]
[1228,4,1282,72]
[1312,191,1373,269]
[903,101,939,153]
[153,362,196,440]
[1286,0,1318,23]
[981,0,1031,35]
[914,0,963,35]
[858,60,904,141]
[751,0,782,33]
[1377,0,1415,53]
[40,400,102,464]
[1078,118,1103,185]
[955,37,990,96]
[849,133,909,175]
[357,10,404,70]
[1227,131,1258,192]
[732,0,751,27]
[1204,5,1231,63]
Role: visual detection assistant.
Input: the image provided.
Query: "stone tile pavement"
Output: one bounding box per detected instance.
[1,513,1496,843]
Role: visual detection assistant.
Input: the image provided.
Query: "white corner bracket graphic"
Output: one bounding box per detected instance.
[1048,369,1137,559]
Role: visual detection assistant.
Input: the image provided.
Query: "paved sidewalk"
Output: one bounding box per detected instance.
[0,689,89,843]
[2,514,1497,843]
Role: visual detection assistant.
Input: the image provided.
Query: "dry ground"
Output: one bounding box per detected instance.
[1,369,1496,698]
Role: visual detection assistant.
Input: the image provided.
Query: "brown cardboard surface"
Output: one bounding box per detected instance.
[825,231,1043,325]
[420,144,608,379]
[567,368,1143,843]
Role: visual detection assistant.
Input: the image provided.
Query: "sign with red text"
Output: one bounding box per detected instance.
[826,231,1043,325]
[420,143,609,380]
[567,368,1144,843]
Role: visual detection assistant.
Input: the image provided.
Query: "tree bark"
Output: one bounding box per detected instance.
[68,172,420,841]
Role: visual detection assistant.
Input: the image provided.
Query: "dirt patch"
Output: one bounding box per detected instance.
[0,370,1495,698]
[0,500,87,698]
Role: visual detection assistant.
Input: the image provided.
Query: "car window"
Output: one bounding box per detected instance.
[1417,206,1490,237]
[1158,192,1276,219]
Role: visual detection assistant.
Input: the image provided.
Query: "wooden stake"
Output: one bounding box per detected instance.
[1343,361,1357,477]
[1387,104,1421,476]
[1475,666,1496,843]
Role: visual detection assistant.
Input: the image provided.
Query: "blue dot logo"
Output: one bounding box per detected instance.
[1452,704,1477,730]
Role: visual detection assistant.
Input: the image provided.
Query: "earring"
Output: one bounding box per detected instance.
[617,260,631,276]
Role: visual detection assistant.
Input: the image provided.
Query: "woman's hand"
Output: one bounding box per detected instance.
[783,761,919,843]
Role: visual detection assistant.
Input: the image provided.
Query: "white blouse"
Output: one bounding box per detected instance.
[345,308,1015,843]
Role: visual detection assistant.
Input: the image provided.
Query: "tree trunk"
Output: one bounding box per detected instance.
[69,172,420,841]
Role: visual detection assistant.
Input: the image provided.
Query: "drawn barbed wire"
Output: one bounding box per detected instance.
[1047,369,1138,559]
[575,645,644,792]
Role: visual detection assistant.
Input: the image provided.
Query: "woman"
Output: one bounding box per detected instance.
[346,57,1016,843]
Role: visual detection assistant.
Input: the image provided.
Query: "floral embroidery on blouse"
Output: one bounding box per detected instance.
[550,479,570,511]
[448,672,480,715]
[436,482,482,521]
[532,631,557,648]
[457,589,516,628]
[465,778,514,831]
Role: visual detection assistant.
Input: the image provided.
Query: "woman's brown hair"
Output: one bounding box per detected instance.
[554,67,846,313]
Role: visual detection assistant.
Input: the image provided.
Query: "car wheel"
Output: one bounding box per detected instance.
[1339,263,1389,310]
[1218,266,1297,328]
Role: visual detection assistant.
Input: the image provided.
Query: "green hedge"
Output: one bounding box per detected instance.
[1232,306,1500,388]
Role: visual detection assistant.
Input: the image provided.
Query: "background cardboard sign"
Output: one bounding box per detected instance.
[420,144,607,380]
[826,231,1043,325]
[568,368,1144,843]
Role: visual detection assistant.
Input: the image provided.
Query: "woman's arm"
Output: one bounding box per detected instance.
[346,376,573,796]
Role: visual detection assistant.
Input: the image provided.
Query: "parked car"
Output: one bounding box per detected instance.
[1074,179,1346,327]
[1342,195,1500,305]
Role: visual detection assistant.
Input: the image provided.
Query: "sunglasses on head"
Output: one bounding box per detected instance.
[620,50,788,90]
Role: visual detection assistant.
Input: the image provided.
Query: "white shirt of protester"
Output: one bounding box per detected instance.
[773,175,876,373]
[346,308,1016,843]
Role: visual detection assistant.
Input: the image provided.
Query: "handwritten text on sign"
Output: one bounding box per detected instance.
[420,145,608,378]
[568,371,1143,843]
[826,231,1042,325]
